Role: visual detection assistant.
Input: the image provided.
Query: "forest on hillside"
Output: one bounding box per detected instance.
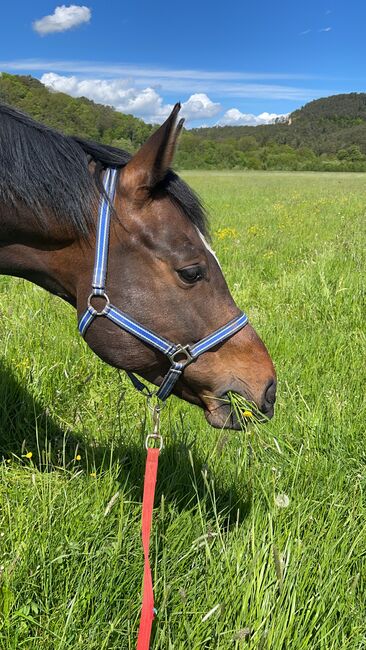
[1,73,366,172]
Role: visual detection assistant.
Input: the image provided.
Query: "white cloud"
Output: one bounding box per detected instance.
[41,73,164,119]
[41,73,220,124]
[180,94,221,120]
[319,27,332,32]
[217,108,289,126]
[33,5,91,35]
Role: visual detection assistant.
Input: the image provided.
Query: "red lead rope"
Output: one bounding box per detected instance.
[136,446,160,650]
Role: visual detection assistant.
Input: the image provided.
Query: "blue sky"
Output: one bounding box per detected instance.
[0,1,365,127]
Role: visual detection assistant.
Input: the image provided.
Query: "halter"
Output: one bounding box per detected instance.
[78,168,249,402]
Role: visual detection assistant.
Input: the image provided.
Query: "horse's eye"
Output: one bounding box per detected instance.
[178,265,204,284]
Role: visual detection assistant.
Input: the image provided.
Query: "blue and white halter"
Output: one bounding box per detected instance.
[78,168,249,401]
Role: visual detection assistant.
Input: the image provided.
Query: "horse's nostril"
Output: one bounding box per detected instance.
[264,379,277,406]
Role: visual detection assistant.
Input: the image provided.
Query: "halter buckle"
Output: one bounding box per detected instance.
[87,292,111,316]
[168,344,194,367]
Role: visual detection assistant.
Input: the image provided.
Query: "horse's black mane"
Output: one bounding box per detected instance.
[0,103,208,238]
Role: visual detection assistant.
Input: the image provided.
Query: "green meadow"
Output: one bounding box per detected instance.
[0,171,364,649]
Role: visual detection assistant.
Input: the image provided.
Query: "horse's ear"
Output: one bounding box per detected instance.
[121,103,184,202]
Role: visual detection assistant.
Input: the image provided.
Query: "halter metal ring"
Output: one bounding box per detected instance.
[87,292,111,316]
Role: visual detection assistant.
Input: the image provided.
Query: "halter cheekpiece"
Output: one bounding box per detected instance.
[78,168,249,401]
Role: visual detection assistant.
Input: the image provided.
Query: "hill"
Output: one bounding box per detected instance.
[193,94,366,155]
[1,73,366,171]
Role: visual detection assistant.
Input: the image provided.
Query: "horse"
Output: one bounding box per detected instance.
[0,102,276,429]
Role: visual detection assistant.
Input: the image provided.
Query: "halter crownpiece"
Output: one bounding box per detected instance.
[78,168,249,401]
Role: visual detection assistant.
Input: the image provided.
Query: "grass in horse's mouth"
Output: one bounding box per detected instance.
[228,392,268,427]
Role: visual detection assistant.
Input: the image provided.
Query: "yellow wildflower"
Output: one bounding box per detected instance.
[25,451,33,459]
[215,227,238,240]
[75,454,81,461]
[242,410,253,418]
[16,358,31,373]
[90,472,96,478]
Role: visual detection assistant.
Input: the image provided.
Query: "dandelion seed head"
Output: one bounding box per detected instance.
[275,493,290,508]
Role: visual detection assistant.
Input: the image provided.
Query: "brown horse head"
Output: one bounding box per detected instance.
[76,104,276,428]
[0,102,276,429]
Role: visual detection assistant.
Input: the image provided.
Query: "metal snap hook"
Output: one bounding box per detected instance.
[147,396,166,414]
[145,404,163,449]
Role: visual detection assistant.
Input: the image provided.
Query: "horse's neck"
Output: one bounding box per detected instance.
[0,202,82,306]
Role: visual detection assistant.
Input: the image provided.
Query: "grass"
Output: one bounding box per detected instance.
[0,170,365,648]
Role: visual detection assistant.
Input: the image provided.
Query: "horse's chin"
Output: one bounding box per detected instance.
[204,402,244,430]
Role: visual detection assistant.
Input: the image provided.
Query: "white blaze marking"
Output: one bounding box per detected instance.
[195,227,222,269]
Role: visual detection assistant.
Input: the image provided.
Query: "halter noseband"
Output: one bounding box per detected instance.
[78,168,248,402]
